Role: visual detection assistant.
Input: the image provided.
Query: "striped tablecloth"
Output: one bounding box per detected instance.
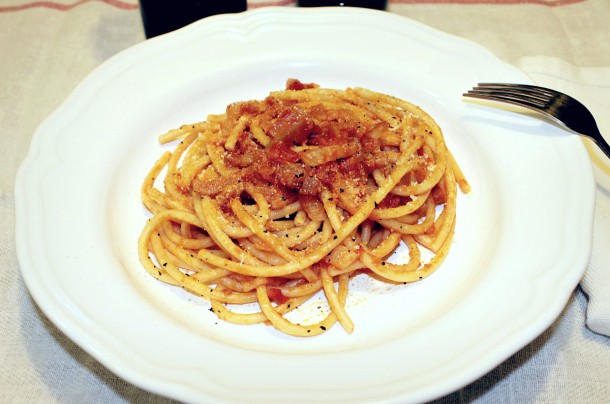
[2,0,609,402]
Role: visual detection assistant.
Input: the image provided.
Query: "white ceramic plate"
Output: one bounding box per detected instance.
[15,7,594,403]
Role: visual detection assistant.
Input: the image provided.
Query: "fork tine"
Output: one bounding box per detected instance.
[475,83,556,98]
[467,88,548,107]
[472,83,558,105]
[463,89,548,111]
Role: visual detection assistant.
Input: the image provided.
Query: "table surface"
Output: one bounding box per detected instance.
[2,0,610,402]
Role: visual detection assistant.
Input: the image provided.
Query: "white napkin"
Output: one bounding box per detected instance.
[517,56,610,336]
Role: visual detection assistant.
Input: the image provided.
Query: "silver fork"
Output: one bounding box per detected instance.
[463,83,610,159]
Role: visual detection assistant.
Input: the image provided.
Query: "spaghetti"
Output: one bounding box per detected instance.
[138,79,470,336]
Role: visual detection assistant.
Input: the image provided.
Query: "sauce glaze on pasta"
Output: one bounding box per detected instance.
[138,80,470,336]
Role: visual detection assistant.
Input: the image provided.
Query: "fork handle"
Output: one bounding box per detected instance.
[593,137,610,160]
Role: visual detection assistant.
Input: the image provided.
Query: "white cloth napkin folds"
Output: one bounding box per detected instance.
[517,56,610,336]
